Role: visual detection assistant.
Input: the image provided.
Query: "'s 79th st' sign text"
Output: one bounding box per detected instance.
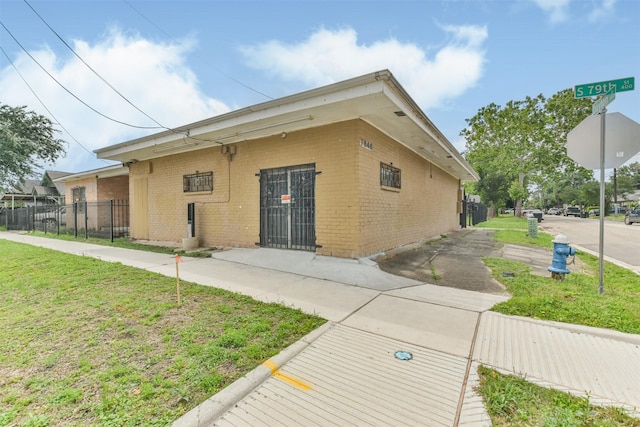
[574,77,634,98]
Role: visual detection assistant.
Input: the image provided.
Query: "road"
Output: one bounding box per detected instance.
[541,214,640,274]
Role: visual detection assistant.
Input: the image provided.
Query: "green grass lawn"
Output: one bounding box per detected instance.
[477,366,640,427]
[475,215,640,425]
[6,221,640,425]
[477,216,640,334]
[475,214,532,230]
[0,239,326,426]
[28,230,215,257]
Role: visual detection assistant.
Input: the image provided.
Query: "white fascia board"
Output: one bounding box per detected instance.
[382,83,478,181]
[191,81,386,137]
[96,72,390,160]
[55,164,129,182]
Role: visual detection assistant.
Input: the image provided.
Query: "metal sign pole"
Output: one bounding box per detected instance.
[572,76,637,295]
[599,108,606,295]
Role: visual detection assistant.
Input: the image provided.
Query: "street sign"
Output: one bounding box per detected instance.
[574,77,634,98]
[592,89,616,115]
[567,112,640,169]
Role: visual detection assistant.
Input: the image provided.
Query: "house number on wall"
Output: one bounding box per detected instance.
[360,139,373,150]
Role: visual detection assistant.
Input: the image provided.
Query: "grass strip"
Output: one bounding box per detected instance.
[0,239,325,426]
[27,230,214,256]
[477,215,640,424]
[476,366,640,426]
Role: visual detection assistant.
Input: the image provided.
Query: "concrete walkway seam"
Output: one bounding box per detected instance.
[454,311,483,425]
[172,321,335,427]
[489,312,640,346]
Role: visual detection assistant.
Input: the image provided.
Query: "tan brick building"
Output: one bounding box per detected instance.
[56,165,129,232]
[60,165,129,205]
[96,70,478,258]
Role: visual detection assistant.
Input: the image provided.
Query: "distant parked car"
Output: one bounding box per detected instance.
[625,206,640,225]
[588,209,600,216]
[610,206,628,215]
[563,206,581,217]
[547,207,561,215]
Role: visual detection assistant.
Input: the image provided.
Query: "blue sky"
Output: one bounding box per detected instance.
[1,0,639,174]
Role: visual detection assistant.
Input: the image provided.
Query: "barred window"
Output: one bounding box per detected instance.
[183,171,213,192]
[72,186,86,202]
[72,186,86,212]
[380,163,401,189]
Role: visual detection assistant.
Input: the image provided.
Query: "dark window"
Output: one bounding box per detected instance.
[380,163,401,189]
[72,186,86,203]
[72,187,86,212]
[183,172,213,192]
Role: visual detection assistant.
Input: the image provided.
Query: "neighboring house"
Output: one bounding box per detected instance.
[1,170,70,206]
[54,164,129,231]
[95,70,478,258]
[56,164,129,204]
[619,189,640,206]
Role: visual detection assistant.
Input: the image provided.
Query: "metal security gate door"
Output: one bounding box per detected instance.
[260,164,316,251]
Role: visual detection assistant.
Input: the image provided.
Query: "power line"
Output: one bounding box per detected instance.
[16,1,224,146]
[0,45,110,164]
[0,20,163,130]
[23,0,171,131]
[122,0,274,101]
[1,8,223,147]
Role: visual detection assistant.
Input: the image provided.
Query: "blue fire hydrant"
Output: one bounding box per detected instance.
[548,234,576,280]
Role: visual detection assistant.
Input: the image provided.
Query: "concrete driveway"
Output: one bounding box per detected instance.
[376,228,508,294]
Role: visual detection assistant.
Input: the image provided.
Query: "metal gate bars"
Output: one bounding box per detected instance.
[259,164,316,251]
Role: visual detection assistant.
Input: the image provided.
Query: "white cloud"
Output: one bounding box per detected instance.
[589,0,616,22]
[0,28,229,172]
[239,25,488,110]
[531,0,571,23]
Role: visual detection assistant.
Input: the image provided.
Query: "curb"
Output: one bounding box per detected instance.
[571,243,640,276]
[172,321,334,427]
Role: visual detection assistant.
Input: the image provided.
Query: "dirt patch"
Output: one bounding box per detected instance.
[377,228,509,295]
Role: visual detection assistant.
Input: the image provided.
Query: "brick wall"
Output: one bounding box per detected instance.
[128,119,462,258]
[355,121,460,255]
[65,177,97,203]
[97,175,129,201]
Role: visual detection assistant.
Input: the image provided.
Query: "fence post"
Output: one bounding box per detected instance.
[73,202,78,238]
[110,200,114,242]
[84,201,88,239]
[460,199,467,229]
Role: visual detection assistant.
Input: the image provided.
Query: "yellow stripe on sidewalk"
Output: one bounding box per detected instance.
[262,360,312,391]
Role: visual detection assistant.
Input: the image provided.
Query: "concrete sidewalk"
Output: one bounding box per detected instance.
[2,231,639,426]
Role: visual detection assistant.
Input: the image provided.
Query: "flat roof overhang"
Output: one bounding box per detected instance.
[95,70,478,183]
[54,164,129,183]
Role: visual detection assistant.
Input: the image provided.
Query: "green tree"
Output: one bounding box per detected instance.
[579,181,614,213]
[553,169,594,207]
[508,180,528,208]
[462,89,592,213]
[465,165,512,208]
[615,162,640,201]
[0,104,66,192]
